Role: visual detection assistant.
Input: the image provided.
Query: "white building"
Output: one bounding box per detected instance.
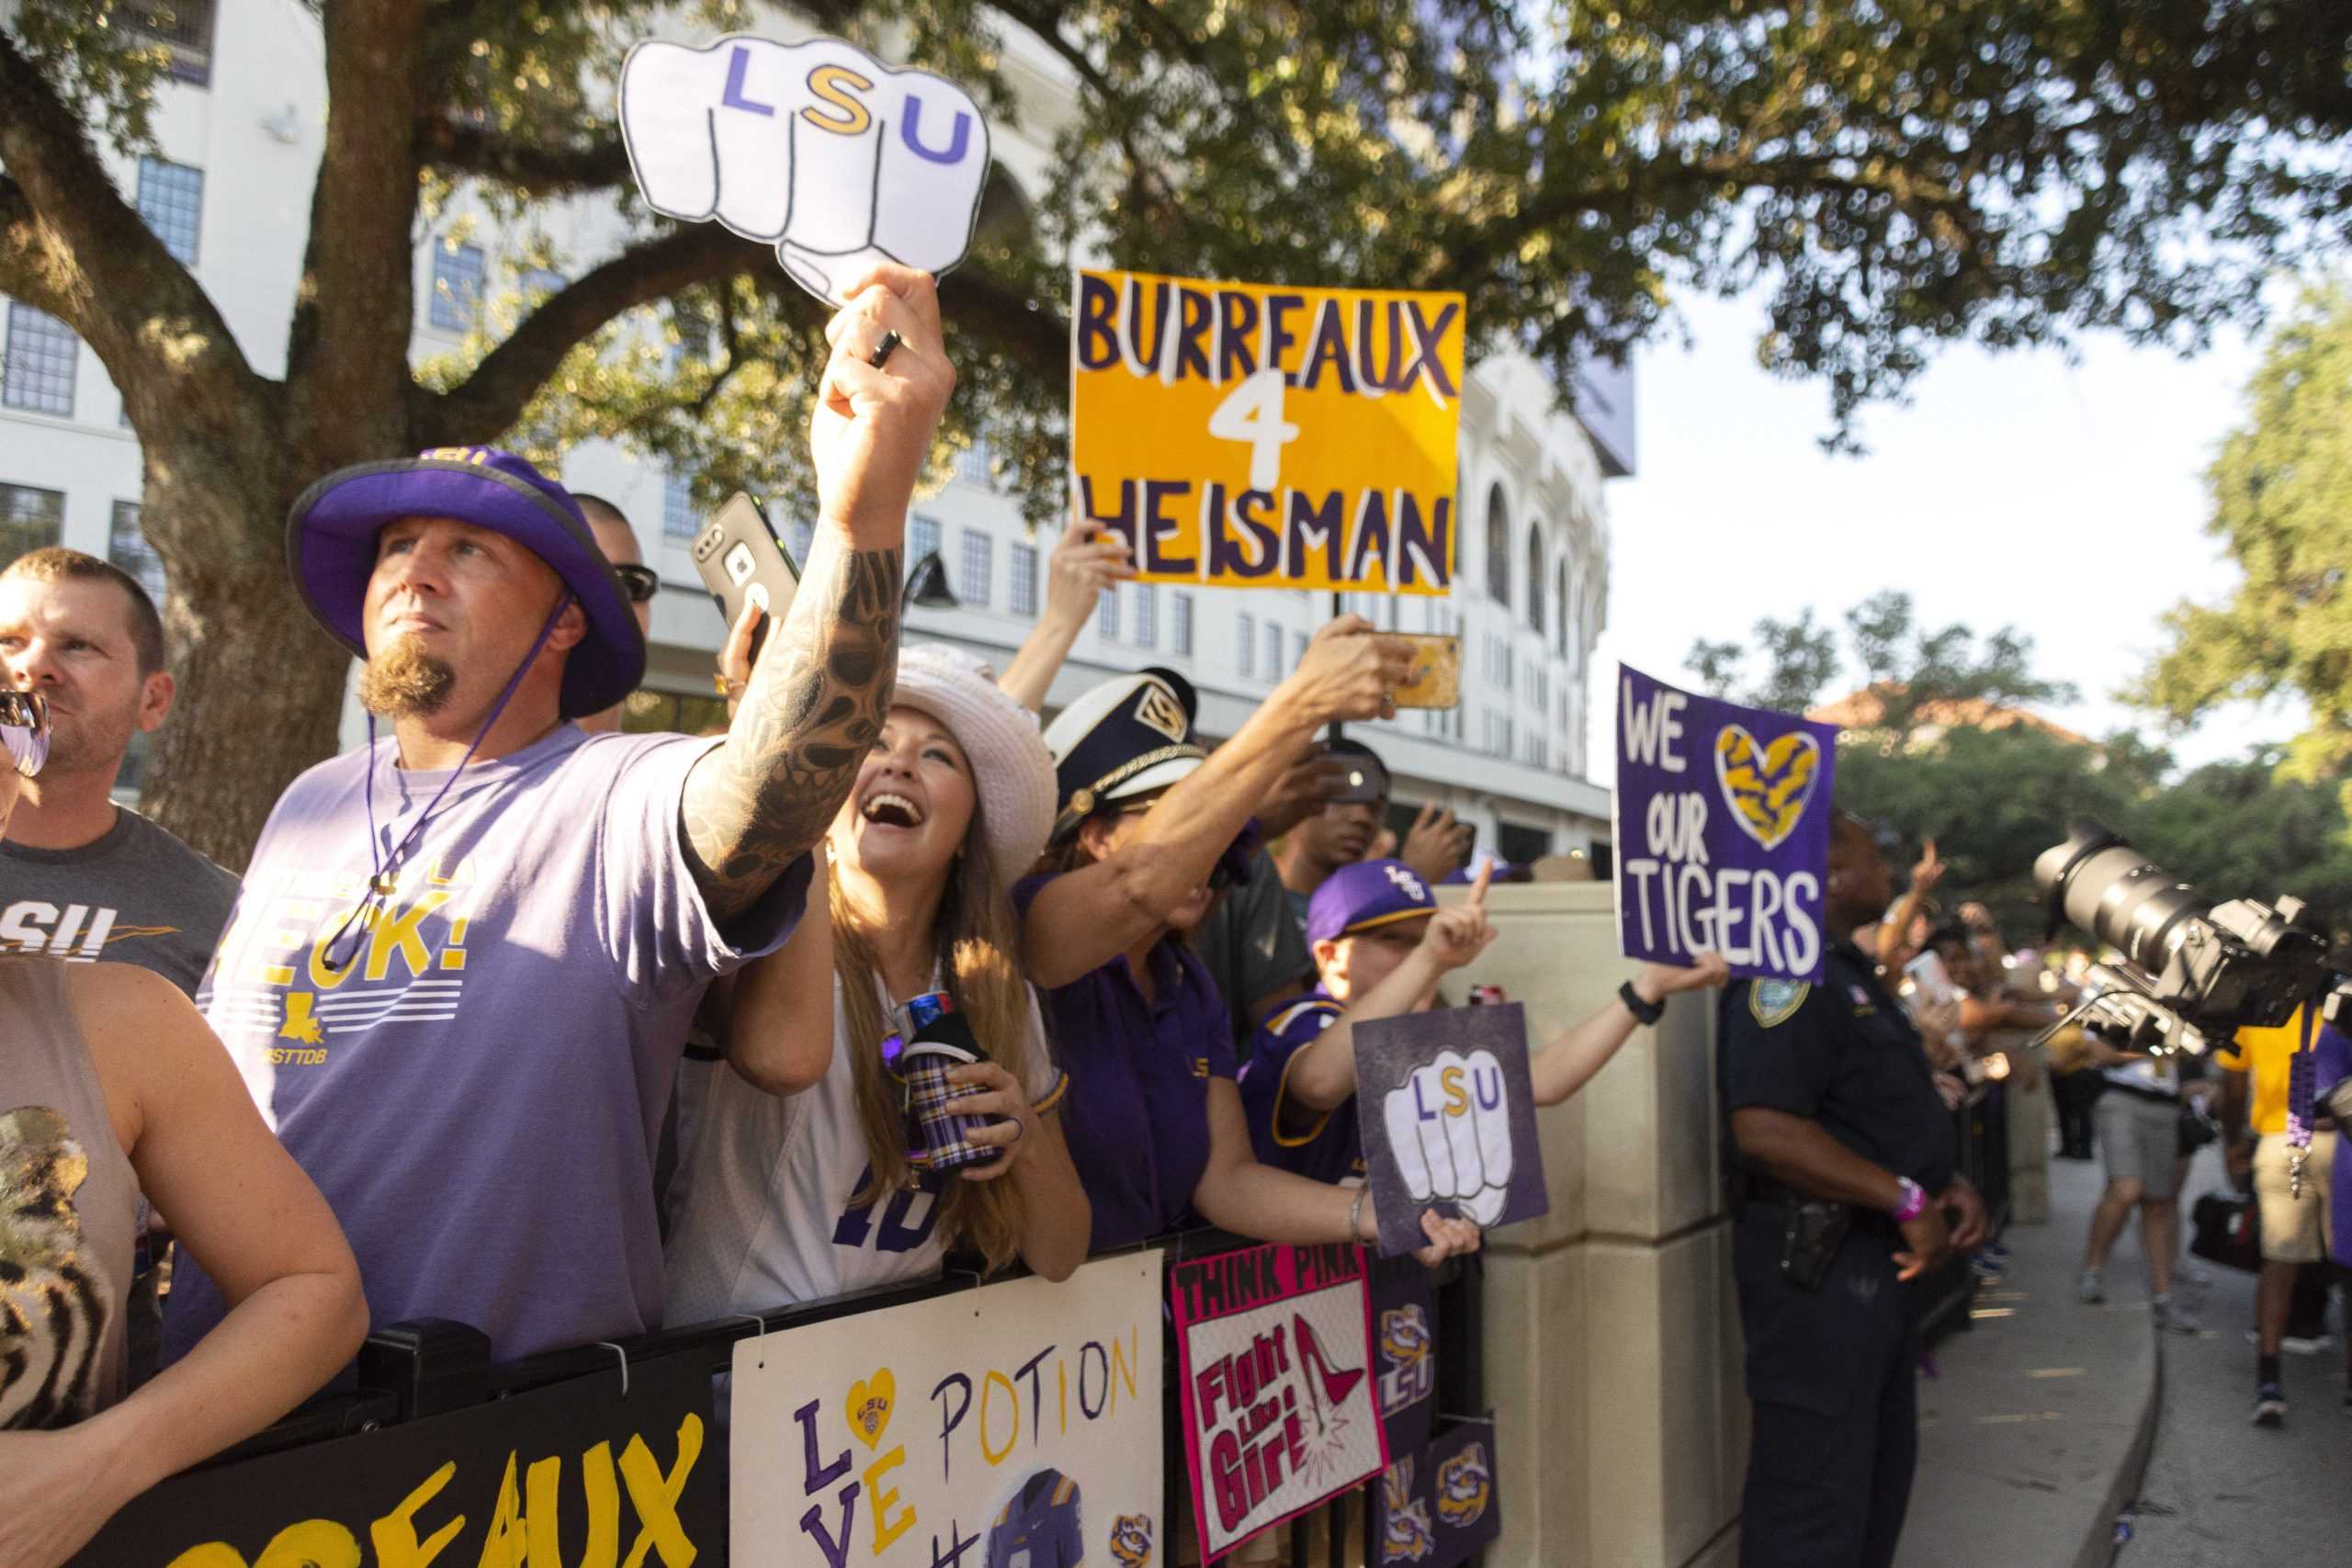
[0,0,1626,858]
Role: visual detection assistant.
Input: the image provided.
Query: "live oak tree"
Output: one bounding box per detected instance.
[6,1,2348,865]
[2135,283,2352,809]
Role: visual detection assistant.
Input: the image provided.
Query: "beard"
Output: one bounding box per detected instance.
[40,698,138,776]
[357,637,458,718]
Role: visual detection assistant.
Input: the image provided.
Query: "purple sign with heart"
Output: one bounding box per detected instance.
[1613,663,1837,983]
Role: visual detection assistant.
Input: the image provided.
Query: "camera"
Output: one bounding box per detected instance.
[2032,819,2326,1043]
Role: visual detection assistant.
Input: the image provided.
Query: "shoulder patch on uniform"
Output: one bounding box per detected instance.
[1749,980,1810,1029]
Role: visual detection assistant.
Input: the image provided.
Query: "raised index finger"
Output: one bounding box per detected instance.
[1467,859,1494,908]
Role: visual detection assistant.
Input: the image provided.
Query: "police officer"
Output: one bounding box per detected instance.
[1720,812,1987,1568]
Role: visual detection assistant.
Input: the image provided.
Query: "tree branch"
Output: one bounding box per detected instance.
[415,118,634,197]
[413,219,1067,448]
[284,0,431,454]
[0,32,260,408]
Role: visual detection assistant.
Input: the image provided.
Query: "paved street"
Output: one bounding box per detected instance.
[2118,1148,2352,1565]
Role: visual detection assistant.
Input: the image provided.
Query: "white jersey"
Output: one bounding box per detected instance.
[664,973,1063,1322]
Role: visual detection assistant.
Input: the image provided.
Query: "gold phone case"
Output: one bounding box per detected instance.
[1391,634,1462,708]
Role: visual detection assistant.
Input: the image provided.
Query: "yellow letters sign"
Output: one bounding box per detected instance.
[1069,268,1464,595]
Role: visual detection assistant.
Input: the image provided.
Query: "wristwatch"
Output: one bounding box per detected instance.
[1619,980,1666,1027]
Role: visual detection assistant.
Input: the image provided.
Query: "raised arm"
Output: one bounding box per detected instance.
[1020,617,1410,987]
[722,852,839,1095]
[1530,953,1729,1106]
[681,265,954,920]
[997,524,1135,713]
[4,966,368,1568]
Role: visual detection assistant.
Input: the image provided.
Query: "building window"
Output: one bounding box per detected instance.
[428,240,485,332]
[1556,558,1572,656]
[124,0,216,85]
[1264,621,1283,679]
[0,483,65,568]
[1132,583,1157,649]
[910,514,942,570]
[1096,586,1119,640]
[956,440,997,491]
[3,303,78,416]
[1526,525,1547,634]
[1238,612,1256,677]
[959,529,992,607]
[521,267,565,305]
[1172,592,1194,657]
[662,471,696,542]
[135,157,204,265]
[1009,541,1038,616]
[108,501,166,600]
[1484,483,1510,606]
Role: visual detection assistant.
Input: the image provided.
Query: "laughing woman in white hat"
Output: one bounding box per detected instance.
[665,644,1090,1319]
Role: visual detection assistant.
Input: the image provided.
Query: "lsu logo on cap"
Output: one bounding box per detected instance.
[1134,682,1189,743]
[1384,863,1430,903]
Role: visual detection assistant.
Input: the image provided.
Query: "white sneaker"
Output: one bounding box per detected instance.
[2077,1270,2105,1304]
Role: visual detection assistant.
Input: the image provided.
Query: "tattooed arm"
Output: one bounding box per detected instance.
[679,264,956,920]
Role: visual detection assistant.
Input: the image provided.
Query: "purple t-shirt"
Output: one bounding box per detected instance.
[1238,991,1364,1187]
[1013,874,1236,1252]
[164,725,809,1364]
[2319,1025,2351,1269]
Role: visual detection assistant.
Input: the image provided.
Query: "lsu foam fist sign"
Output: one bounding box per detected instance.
[1613,663,1837,983]
[621,34,989,304]
[1069,268,1465,594]
[1354,1005,1548,1257]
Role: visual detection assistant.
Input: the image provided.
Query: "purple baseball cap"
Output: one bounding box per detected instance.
[286,446,646,718]
[1307,857,1437,947]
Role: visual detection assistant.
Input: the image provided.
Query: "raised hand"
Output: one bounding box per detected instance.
[1280,615,1414,728]
[1911,838,1944,896]
[1257,748,1349,840]
[1043,524,1136,630]
[1399,800,1475,884]
[1632,951,1731,1002]
[1420,861,1498,971]
[812,263,956,543]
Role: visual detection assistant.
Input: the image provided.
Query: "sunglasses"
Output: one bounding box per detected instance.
[612,563,661,604]
[0,690,49,779]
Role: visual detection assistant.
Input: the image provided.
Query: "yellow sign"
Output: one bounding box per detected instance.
[1069,267,1465,595]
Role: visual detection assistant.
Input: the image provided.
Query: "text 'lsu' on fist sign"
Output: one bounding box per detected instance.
[620,34,990,306]
[1382,1048,1514,1226]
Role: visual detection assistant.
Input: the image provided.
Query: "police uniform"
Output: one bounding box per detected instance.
[1718,940,1957,1568]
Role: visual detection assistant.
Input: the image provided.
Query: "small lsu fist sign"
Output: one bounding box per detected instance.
[68,1348,716,1567]
[1354,1005,1548,1256]
[621,34,989,305]
[729,1254,1164,1568]
[1169,1242,1387,1561]
[1614,663,1838,983]
[1069,268,1465,595]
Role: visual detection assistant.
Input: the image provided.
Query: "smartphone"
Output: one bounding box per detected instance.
[691,492,800,662]
[1389,633,1462,709]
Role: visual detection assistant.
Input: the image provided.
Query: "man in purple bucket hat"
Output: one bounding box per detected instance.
[166,264,953,1366]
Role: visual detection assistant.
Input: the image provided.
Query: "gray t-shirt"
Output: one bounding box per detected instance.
[161,723,810,1365]
[1193,849,1316,1038]
[0,807,240,997]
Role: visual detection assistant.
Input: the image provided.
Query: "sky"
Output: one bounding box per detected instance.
[1587,290,2306,778]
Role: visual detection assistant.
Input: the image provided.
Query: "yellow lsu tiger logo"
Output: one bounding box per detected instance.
[1109,1514,1154,1567]
[1381,1459,1434,1562]
[1435,1443,1492,1528]
[1378,1304,1434,1414]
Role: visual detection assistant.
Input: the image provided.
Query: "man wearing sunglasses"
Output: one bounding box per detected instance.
[571,493,661,736]
[165,262,956,1370]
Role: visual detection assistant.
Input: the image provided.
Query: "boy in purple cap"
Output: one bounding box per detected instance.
[1240,859,1729,1182]
[167,264,954,1366]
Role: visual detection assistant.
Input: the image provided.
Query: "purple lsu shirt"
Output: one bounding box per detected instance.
[165,725,809,1365]
[1013,874,1236,1251]
[1238,992,1365,1186]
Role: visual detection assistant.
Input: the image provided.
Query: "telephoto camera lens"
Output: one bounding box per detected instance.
[2032,821,2208,976]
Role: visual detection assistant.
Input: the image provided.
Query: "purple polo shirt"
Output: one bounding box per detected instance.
[1013,874,1236,1251]
[2320,1025,2351,1270]
[1238,992,1365,1187]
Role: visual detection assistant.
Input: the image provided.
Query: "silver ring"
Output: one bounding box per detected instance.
[868,329,902,369]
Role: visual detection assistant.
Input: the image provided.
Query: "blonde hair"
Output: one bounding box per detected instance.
[831,800,1036,1273]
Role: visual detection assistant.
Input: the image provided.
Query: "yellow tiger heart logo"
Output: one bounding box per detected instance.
[845,1369,895,1449]
[1713,725,1822,851]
